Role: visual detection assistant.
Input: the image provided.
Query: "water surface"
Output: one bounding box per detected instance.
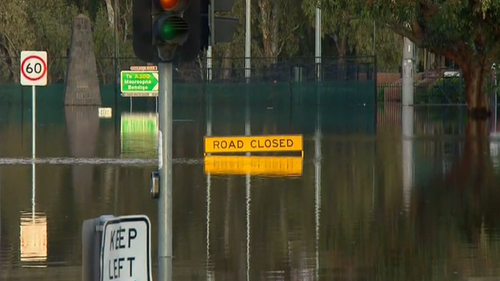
[1,103,500,280]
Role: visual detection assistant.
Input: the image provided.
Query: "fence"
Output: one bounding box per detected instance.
[376,69,467,103]
[0,56,376,84]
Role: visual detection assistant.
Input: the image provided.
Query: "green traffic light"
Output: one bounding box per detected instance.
[153,16,189,44]
[159,23,177,41]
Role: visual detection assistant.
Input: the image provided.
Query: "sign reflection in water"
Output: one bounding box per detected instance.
[20,211,47,267]
[120,113,159,158]
[20,162,47,268]
[204,156,303,177]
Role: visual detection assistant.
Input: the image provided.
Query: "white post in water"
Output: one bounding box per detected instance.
[157,62,174,281]
[31,163,36,221]
[245,99,251,281]
[402,37,414,106]
[314,103,322,279]
[315,6,322,81]
[402,106,414,212]
[205,91,213,279]
[245,0,251,81]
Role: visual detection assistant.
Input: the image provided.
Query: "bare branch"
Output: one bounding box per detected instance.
[278,24,301,54]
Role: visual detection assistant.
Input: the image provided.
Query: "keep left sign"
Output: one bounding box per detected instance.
[100,215,152,281]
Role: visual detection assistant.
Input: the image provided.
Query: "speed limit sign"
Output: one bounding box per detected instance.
[20,51,48,86]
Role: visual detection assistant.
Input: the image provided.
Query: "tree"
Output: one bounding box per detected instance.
[319,0,500,117]
[255,0,303,61]
[302,1,402,70]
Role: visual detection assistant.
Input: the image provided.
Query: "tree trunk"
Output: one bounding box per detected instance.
[105,0,115,29]
[221,47,232,80]
[461,62,491,119]
[258,0,280,63]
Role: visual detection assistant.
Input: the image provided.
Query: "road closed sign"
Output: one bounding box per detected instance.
[204,134,303,154]
[100,215,152,281]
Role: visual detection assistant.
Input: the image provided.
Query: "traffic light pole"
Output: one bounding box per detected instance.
[158,62,174,281]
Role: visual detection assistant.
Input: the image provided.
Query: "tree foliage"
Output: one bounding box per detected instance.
[312,0,500,112]
[0,0,408,83]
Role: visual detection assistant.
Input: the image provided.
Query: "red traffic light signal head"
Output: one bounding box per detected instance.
[154,0,189,11]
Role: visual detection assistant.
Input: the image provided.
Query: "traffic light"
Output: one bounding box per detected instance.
[132,0,202,63]
[152,0,190,62]
[132,0,155,62]
[177,0,201,61]
[201,0,239,49]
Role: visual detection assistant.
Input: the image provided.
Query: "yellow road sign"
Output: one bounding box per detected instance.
[204,135,303,153]
[204,156,303,176]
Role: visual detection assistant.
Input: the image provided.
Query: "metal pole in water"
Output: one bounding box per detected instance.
[32,85,36,158]
[205,91,213,279]
[315,7,322,81]
[314,103,322,279]
[158,62,173,281]
[244,0,251,81]
[32,163,36,221]
[245,98,251,281]
[402,106,414,212]
[31,84,36,221]
[0,167,1,238]
[494,67,498,131]
[402,37,414,106]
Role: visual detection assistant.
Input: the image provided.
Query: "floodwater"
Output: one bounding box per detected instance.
[1,101,500,281]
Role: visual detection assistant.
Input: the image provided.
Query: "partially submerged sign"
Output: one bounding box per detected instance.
[204,134,303,154]
[204,156,303,176]
[100,215,152,281]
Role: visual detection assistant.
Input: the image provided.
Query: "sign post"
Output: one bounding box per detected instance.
[157,62,173,281]
[20,51,48,159]
[20,51,47,234]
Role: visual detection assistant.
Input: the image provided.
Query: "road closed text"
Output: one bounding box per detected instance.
[204,135,303,153]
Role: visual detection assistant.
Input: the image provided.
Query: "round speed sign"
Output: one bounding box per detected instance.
[20,51,48,86]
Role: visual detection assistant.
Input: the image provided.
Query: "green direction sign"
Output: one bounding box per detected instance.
[120,70,159,96]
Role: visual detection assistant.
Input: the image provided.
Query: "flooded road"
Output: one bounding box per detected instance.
[1,102,500,280]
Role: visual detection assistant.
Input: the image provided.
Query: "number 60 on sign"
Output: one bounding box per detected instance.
[20,51,48,86]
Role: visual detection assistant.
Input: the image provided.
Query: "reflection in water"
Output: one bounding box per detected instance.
[19,162,47,268]
[2,103,500,280]
[402,106,414,212]
[314,102,321,281]
[204,156,303,177]
[65,106,100,205]
[120,113,158,159]
[408,119,500,279]
[20,211,47,267]
[65,106,100,158]
[245,100,251,281]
